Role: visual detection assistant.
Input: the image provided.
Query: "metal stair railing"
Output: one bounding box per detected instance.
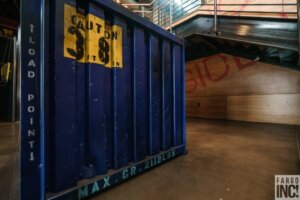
[121,0,299,67]
[121,0,298,34]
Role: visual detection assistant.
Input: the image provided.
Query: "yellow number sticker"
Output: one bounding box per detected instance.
[64,4,123,68]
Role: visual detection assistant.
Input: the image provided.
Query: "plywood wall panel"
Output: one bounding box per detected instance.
[186,97,227,119]
[227,94,300,124]
[186,54,300,125]
[186,54,300,98]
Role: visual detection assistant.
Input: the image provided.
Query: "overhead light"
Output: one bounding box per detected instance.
[174,0,182,5]
[237,25,250,36]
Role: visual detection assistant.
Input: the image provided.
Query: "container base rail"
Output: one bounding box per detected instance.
[47,146,185,200]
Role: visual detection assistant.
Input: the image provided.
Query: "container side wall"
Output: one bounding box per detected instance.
[150,35,162,155]
[85,4,108,177]
[133,27,148,162]
[162,41,173,150]
[21,0,185,199]
[113,16,131,168]
[174,44,184,146]
[51,0,79,191]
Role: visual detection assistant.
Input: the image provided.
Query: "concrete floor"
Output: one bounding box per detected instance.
[0,122,19,200]
[0,119,299,200]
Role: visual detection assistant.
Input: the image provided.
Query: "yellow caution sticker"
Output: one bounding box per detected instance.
[64,4,123,68]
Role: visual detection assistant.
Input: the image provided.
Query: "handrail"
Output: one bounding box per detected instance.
[122,3,151,6]
[122,0,156,6]
[120,0,298,32]
[214,0,217,34]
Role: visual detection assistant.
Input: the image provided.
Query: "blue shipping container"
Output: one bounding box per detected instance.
[20,0,186,199]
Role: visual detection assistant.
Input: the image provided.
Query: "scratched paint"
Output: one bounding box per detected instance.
[21,0,186,199]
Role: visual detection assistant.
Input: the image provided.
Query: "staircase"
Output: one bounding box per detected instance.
[122,0,300,70]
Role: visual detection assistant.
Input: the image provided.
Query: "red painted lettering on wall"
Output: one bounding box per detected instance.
[203,54,230,82]
[234,57,256,70]
[186,69,198,93]
[186,54,257,94]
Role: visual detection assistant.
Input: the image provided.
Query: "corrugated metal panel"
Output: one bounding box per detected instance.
[20,0,186,199]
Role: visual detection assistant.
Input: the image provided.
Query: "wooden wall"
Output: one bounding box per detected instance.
[186,54,300,125]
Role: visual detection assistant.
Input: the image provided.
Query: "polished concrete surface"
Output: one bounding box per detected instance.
[0,119,299,200]
[0,122,19,200]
